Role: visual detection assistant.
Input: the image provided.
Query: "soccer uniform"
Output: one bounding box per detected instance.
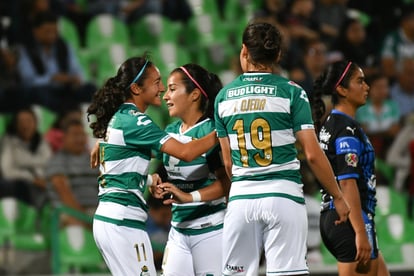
[318,109,378,262]
[93,103,171,276]
[161,118,226,276]
[214,72,312,275]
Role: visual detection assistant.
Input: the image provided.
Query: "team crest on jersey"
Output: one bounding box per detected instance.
[345,153,358,167]
[319,127,331,143]
[140,265,150,275]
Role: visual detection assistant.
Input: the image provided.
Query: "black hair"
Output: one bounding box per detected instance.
[31,10,58,28]
[170,63,223,119]
[6,107,41,153]
[312,60,360,131]
[87,56,153,138]
[26,11,69,74]
[62,118,84,133]
[242,22,282,68]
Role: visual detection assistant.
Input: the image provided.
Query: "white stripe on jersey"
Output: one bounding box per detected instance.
[95,201,148,222]
[218,96,291,118]
[232,159,300,177]
[166,163,210,181]
[171,208,225,229]
[105,127,126,145]
[228,129,296,150]
[98,188,147,204]
[101,155,150,175]
[229,179,304,199]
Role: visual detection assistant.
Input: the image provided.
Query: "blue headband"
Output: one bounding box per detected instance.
[130,60,149,87]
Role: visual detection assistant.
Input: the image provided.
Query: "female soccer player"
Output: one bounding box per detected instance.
[87,56,218,275]
[313,61,389,275]
[152,63,230,276]
[214,22,350,275]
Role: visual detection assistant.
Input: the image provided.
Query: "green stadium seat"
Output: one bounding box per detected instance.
[0,198,17,246]
[50,205,107,274]
[57,226,106,273]
[129,14,182,49]
[58,17,81,51]
[85,14,130,50]
[32,105,57,134]
[93,43,131,87]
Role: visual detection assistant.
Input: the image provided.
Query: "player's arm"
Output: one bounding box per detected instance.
[339,178,371,265]
[296,128,350,224]
[218,137,232,179]
[159,167,230,204]
[160,131,218,162]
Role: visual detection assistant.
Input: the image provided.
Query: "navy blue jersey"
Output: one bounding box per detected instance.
[319,109,377,215]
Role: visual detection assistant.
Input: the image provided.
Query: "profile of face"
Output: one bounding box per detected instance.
[163,71,198,119]
[138,65,165,108]
[341,67,370,108]
[16,110,37,142]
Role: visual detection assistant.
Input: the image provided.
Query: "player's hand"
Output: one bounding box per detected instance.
[355,231,372,267]
[158,183,192,205]
[90,140,100,168]
[333,196,350,225]
[148,174,164,199]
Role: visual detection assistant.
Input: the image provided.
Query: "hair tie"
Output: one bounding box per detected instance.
[334,61,352,89]
[180,66,208,99]
[130,60,149,87]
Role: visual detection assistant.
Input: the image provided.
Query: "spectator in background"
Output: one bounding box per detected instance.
[389,57,414,120]
[254,0,286,25]
[7,0,51,46]
[0,47,25,112]
[44,107,83,153]
[289,38,328,99]
[356,74,400,160]
[162,0,193,24]
[46,119,98,227]
[380,3,414,82]
[331,16,379,78]
[121,0,162,24]
[0,108,52,212]
[16,11,95,113]
[284,0,321,44]
[313,0,349,47]
[387,113,414,192]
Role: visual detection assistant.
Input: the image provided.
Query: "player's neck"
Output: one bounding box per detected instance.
[181,112,204,132]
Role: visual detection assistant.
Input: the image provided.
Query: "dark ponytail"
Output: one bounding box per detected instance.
[312,60,359,132]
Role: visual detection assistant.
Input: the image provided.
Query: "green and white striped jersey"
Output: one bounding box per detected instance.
[94,103,171,229]
[214,72,314,203]
[162,118,226,235]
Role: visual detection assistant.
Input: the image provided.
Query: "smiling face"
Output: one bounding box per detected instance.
[133,65,165,111]
[163,72,195,119]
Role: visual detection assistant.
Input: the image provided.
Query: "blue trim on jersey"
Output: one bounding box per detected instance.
[335,136,360,155]
[337,173,359,180]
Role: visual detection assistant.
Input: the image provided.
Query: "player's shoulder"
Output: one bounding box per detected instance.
[165,120,181,132]
[115,104,155,128]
